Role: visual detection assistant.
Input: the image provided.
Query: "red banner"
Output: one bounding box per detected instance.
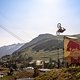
[64,36,80,64]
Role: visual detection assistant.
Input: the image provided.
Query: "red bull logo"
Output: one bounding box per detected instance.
[64,37,80,64]
[67,40,80,51]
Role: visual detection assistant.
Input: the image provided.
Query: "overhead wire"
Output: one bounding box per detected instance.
[0,24,25,43]
[0,11,26,43]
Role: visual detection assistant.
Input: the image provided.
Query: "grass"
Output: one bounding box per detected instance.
[1,76,15,80]
[0,67,33,80]
[34,67,80,80]
[0,68,9,72]
[1,70,33,80]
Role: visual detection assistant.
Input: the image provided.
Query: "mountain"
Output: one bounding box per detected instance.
[0,43,24,58]
[12,34,63,60]
[13,34,63,52]
[12,33,80,61]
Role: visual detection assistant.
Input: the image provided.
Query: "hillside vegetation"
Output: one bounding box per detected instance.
[11,34,80,61]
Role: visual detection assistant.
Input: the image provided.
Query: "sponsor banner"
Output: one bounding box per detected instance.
[64,36,80,64]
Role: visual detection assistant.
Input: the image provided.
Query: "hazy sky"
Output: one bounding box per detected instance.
[0,0,80,46]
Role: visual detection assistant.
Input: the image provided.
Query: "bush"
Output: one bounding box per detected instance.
[34,67,80,80]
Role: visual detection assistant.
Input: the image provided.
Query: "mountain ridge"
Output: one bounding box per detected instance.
[0,43,24,58]
[2,33,80,61]
[12,33,65,60]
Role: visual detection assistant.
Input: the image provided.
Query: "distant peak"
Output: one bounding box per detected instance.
[38,33,54,37]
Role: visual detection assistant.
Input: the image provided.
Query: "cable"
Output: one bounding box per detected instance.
[0,11,25,42]
[0,24,25,42]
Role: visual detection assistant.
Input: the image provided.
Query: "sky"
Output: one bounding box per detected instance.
[0,0,80,46]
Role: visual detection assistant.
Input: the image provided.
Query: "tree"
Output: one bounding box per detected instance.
[48,58,53,69]
[33,67,39,77]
